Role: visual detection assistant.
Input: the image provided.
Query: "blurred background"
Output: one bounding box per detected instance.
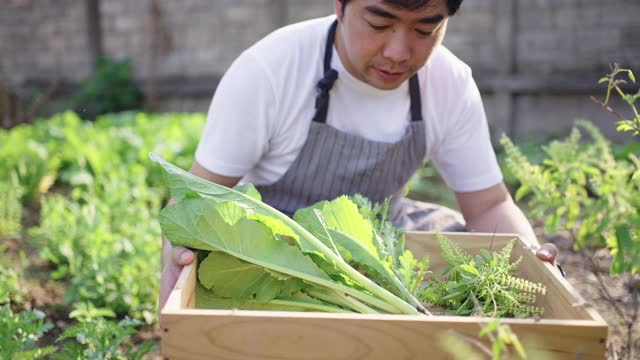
[1,0,639,141]
[1,1,639,358]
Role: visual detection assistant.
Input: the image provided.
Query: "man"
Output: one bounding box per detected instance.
[160,0,559,311]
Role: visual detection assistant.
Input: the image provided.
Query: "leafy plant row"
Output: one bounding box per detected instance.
[0,111,205,322]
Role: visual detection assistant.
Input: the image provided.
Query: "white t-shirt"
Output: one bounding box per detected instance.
[195,15,502,193]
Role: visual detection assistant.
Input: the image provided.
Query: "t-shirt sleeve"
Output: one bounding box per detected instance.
[195,51,276,177]
[432,69,503,192]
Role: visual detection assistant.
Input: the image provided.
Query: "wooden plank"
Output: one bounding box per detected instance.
[162,262,196,314]
[162,310,607,359]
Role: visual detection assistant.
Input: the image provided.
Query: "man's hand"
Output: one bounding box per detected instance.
[159,245,195,319]
[535,242,558,265]
[534,242,564,277]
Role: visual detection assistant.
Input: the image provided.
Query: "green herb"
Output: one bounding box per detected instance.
[421,234,545,318]
[0,305,55,360]
[52,317,155,360]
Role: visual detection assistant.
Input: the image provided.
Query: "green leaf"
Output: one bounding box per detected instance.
[627,69,636,83]
[458,264,479,278]
[544,213,559,234]
[162,198,333,284]
[610,226,632,275]
[597,76,609,84]
[233,183,262,201]
[295,198,398,287]
[295,196,427,310]
[441,291,465,301]
[248,213,299,241]
[294,196,377,259]
[198,251,305,303]
[479,319,500,337]
[514,184,531,201]
[194,282,351,313]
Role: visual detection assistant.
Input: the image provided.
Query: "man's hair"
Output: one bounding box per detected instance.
[341,0,463,16]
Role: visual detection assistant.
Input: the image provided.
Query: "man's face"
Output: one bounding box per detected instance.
[334,0,449,90]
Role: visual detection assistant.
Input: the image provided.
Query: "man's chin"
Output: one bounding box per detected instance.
[367,76,409,91]
[365,68,413,90]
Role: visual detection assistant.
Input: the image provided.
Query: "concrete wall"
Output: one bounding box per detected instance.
[1,0,638,142]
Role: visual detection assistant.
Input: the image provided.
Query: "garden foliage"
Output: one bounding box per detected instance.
[0,111,205,323]
[501,121,639,275]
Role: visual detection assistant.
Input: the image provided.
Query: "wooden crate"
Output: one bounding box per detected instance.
[161,232,608,359]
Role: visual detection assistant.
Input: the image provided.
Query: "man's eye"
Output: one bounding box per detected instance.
[369,23,390,31]
[416,29,433,37]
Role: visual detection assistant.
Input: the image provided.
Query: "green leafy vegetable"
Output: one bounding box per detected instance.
[151,153,421,315]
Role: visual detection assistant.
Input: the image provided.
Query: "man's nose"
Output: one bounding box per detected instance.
[382,30,412,64]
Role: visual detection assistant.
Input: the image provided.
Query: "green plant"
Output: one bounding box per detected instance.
[592,64,640,136]
[52,317,155,360]
[30,189,161,323]
[68,302,116,322]
[501,66,640,358]
[153,153,428,315]
[420,234,545,318]
[0,172,23,238]
[0,305,56,360]
[501,121,639,274]
[69,57,142,120]
[439,319,527,360]
[0,246,27,305]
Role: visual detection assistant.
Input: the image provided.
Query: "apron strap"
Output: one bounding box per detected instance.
[312,19,423,124]
[409,75,423,122]
[313,20,339,124]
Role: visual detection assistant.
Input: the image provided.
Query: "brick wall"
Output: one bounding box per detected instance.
[1,0,638,141]
[0,0,92,84]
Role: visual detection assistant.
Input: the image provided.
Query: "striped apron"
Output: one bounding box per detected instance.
[256,20,465,232]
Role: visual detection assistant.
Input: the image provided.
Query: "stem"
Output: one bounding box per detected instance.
[269,298,354,313]
[382,264,432,315]
[341,294,381,314]
[306,288,379,314]
[199,291,354,313]
[615,83,640,119]
[227,250,401,313]
[278,215,419,314]
[313,209,344,260]
[447,329,493,358]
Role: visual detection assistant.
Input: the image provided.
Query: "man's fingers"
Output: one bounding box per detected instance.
[159,265,179,310]
[536,242,558,265]
[171,246,195,266]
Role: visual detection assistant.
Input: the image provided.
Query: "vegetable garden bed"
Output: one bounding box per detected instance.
[161,232,608,360]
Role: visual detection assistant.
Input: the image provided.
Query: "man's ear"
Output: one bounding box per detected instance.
[334,0,345,22]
